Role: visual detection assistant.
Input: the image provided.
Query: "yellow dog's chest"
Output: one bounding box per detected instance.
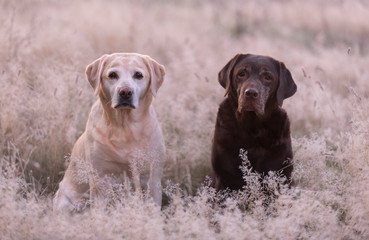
[89,128,161,174]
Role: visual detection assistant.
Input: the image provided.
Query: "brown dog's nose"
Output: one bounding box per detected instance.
[245,88,259,99]
[119,87,133,99]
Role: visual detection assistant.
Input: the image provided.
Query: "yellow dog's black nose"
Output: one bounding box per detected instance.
[119,87,133,99]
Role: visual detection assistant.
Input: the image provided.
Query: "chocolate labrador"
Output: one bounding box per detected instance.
[211,54,297,191]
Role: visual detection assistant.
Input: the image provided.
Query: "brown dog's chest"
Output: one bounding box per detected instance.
[228,109,289,172]
[236,125,278,168]
[240,127,275,147]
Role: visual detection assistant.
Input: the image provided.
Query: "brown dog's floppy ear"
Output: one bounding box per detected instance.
[277,62,297,106]
[85,55,108,95]
[218,54,242,97]
[144,56,165,97]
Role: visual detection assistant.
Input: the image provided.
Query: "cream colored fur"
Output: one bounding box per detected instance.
[53,53,166,212]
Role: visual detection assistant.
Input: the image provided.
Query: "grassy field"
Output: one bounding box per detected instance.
[1,0,369,239]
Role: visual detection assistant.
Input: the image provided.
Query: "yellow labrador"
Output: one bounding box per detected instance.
[54,53,166,212]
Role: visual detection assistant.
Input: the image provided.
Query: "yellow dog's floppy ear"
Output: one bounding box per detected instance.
[218,53,242,97]
[144,56,165,98]
[85,55,108,95]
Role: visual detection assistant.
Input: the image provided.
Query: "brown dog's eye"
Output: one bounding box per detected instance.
[263,73,273,82]
[108,72,118,79]
[238,70,246,78]
[134,72,143,80]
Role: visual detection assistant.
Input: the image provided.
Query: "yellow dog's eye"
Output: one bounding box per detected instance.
[134,72,143,80]
[108,72,118,79]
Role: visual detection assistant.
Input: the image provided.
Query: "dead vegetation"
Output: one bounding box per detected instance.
[1,0,369,239]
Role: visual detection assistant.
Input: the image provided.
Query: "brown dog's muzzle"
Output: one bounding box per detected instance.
[238,81,270,117]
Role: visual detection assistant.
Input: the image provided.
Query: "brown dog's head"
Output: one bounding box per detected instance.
[218,54,296,117]
[85,53,165,110]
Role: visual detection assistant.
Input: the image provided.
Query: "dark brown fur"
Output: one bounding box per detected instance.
[211,54,297,191]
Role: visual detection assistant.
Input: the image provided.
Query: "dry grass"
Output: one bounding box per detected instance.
[1,0,369,239]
